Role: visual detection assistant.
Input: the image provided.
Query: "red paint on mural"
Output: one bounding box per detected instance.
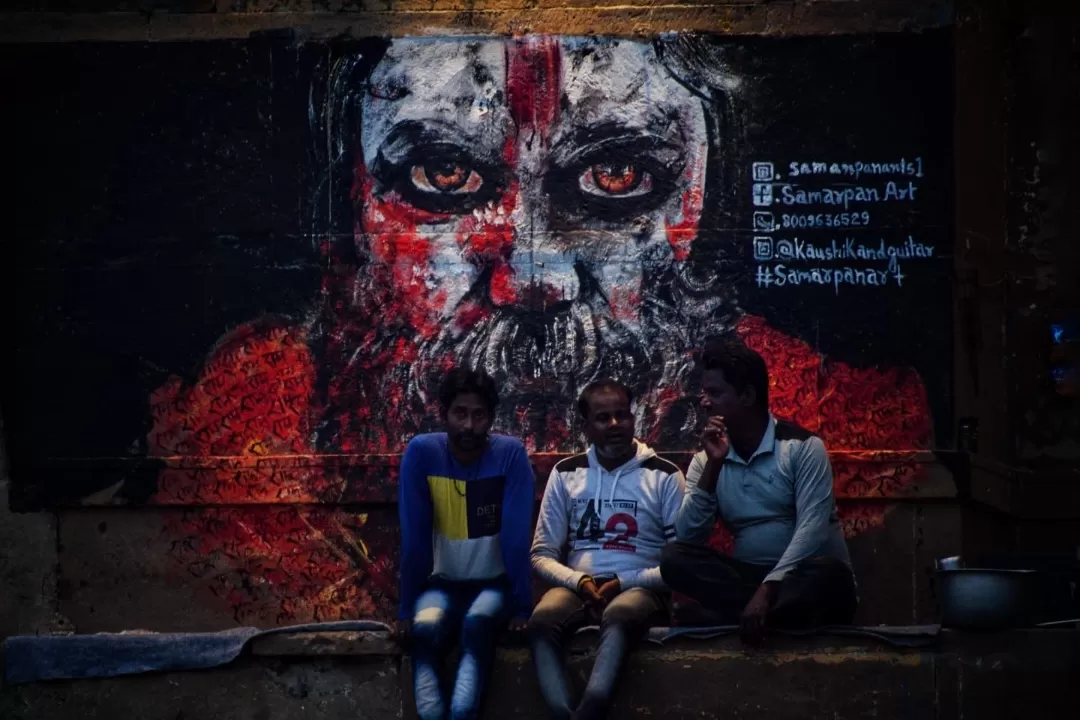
[145,36,938,626]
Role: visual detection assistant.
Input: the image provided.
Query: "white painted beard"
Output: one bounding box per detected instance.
[404,282,699,448]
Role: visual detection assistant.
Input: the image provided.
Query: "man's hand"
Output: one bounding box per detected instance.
[702,416,730,461]
[739,583,777,647]
[577,578,607,611]
[596,578,622,603]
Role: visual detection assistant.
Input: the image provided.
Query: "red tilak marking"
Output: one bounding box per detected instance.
[506,36,561,138]
[491,37,564,305]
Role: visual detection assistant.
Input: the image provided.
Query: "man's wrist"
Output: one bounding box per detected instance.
[760,581,779,600]
[698,458,724,492]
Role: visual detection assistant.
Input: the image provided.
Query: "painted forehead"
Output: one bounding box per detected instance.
[362,40,508,163]
[554,38,698,138]
[361,36,701,157]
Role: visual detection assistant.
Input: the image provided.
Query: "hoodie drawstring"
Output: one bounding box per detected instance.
[592,465,625,518]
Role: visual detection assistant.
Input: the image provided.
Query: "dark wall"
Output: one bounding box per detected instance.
[3,32,953,503]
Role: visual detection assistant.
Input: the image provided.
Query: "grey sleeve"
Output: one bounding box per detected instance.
[765,437,836,583]
[674,452,717,545]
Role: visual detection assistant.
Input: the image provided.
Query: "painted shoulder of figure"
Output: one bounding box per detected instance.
[148,316,315,503]
[736,314,933,450]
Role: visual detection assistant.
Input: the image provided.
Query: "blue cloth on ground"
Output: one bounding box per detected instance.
[2,620,391,685]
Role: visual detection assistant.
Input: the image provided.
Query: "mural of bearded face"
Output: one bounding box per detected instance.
[340,37,729,450]
[136,31,941,626]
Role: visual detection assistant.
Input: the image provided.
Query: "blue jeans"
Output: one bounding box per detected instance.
[409,578,511,720]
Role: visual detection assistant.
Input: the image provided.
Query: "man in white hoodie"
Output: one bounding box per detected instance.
[529,379,686,720]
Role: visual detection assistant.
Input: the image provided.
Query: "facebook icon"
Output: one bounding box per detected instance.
[752,183,773,207]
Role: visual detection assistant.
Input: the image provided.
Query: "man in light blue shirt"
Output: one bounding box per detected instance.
[660,338,856,645]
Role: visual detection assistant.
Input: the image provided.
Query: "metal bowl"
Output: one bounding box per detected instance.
[936,558,1038,630]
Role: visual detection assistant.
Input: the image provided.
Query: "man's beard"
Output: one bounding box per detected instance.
[408,274,701,450]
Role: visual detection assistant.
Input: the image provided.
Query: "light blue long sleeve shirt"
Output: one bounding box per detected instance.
[675,416,851,583]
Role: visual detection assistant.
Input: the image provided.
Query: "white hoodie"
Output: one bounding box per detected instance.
[531,440,686,591]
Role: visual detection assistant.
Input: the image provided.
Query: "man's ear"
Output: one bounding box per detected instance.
[739,385,756,409]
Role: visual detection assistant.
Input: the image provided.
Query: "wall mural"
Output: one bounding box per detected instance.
[3,31,952,625]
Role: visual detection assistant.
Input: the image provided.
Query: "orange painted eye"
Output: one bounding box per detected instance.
[579,163,653,197]
[593,165,638,194]
[411,162,483,194]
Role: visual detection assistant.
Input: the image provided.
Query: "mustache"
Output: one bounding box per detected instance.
[417,295,655,391]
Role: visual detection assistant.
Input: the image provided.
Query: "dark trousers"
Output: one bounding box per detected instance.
[659,541,857,627]
[528,585,668,720]
[409,578,511,720]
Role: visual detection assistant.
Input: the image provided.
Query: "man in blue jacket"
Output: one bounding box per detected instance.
[398,367,535,720]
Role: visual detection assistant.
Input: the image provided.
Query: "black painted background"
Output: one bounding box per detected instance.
[1,30,953,508]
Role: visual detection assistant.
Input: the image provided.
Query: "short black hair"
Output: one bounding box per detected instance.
[577,378,634,419]
[700,337,770,409]
[438,367,499,416]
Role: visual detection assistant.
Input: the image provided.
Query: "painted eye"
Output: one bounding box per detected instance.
[411,161,484,194]
[579,163,653,197]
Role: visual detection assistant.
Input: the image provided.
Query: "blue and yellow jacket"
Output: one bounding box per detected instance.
[397,432,535,619]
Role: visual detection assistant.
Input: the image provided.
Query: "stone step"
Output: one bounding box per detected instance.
[3,629,1076,720]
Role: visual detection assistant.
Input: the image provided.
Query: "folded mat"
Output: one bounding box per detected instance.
[3,620,390,685]
[3,621,939,685]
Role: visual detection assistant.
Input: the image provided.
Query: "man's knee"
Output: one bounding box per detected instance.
[527,608,562,641]
[461,590,506,648]
[775,557,857,626]
[792,557,854,586]
[527,588,577,641]
[659,541,701,588]
[412,590,453,649]
[601,589,662,630]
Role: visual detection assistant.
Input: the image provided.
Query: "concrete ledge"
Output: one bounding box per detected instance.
[246,626,933,658]
[3,629,1076,719]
